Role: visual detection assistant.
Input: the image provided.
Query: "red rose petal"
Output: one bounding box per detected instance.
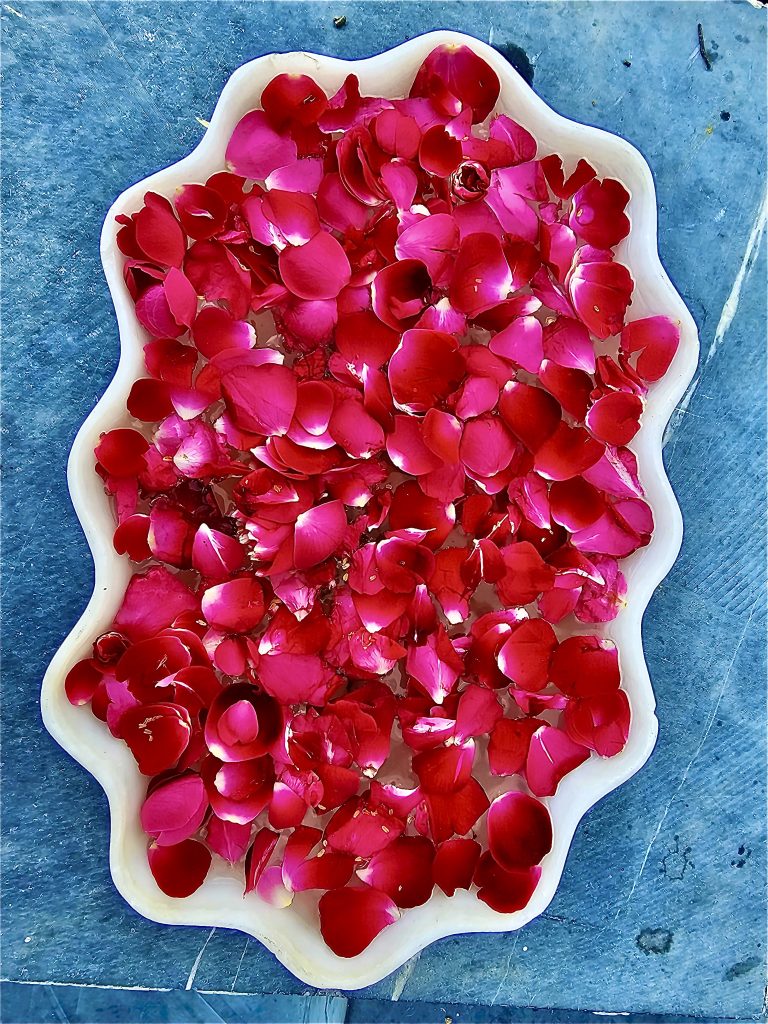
[526,725,590,797]
[433,837,481,896]
[319,886,400,958]
[148,838,211,898]
[487,791,553,871]
[474,852,541,913]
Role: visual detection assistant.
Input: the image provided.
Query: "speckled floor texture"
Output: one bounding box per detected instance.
[1,2,766,1022]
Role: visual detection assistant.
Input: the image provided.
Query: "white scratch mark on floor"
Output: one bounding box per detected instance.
[3,4,25,16]
[390,951,420,1001]
[488,24,495,46]
[490,934,520,1006]
[704,187,767,368]
[184,927,216,991]
[614,603,757,920]
[230,938,250,992]
[1,980,173,992]
[664,187,766,448]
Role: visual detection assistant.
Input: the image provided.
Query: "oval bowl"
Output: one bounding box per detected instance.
[41,29,699,990]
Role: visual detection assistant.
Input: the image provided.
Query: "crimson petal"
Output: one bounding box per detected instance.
[487,791,553,871]
[319,886,399,958]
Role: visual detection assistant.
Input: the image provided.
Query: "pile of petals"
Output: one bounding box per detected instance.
[67,44,680,958]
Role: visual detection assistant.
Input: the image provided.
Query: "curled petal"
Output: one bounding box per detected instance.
[372,259,431,331]
[410,44,500,122]
[244,827,279,894]
[204,684,283,762]
[140,774,208,846]
[395,214,459,283]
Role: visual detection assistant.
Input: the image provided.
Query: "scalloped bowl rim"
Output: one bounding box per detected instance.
[41,30,699,990]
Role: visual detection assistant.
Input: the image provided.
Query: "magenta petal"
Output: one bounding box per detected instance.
[329,399,385,459]
[372,259,432,331]
[489,316,544,373]
[550,635,620,696]
[319,886,399,957]
[586,392,643,445]
[244,827,279,894]
[294,500,347,570]
[221,363,298,437]
[387,416,442,475]
[620,316,681,382]
[226,110,297,179]
[450,233,512,316]
[497,619,557,692]
[526,725,590,796]
[423,408,462,462]
[395,214,459,283]
[455,375,500,420]
[279,232,351,300]
[534,422,604,481]
[140,775,208,846]
[569,177,630,249]
[192,525,245,582]
[207,817,252,864]
[410,43,500,122]
[202,577,265,633]
[499,381,561,452]
[114,567,197,642]
[564,689,630,756]
[163,268,197,328]
[295,380,335,436]
[135,284,182,338]
[568,254,634,339]
[487,792,553,871]
[454,684,503,741]
[542,317,596,373]
[406,628,463,704]
[317,172,370,232]
[460,416,518,479]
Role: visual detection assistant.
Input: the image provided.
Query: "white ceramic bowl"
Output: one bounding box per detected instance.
[41,30,699,990]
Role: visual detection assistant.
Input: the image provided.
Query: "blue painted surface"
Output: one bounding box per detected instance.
[1,2,765,1022]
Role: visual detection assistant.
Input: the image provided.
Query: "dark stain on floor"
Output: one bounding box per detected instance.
[636,928,674,955]
[724,956,761,981]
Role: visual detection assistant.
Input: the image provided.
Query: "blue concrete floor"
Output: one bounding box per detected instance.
[1,2,766,1022]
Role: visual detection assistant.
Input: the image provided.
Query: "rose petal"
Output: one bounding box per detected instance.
[487,791,553,871]
[319,886,400,957]
[526,725,590,796]
[148,839,211,898]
